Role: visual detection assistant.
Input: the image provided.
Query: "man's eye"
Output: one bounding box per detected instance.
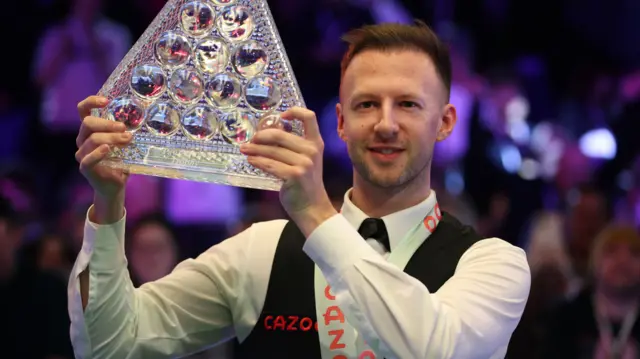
[400,101,419,108]
[357,101,376,109]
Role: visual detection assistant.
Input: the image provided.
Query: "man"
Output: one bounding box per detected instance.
[545,225,640,358]
[69,22,530,359]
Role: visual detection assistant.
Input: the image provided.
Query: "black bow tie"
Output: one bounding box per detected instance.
[358,218,391,252]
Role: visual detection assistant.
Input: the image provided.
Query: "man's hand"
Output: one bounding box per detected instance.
[239,107,336,236]
[76,96,133,223]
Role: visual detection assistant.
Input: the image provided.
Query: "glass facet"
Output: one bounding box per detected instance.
[180,1,215,37]
[205,72,242,108]
[257,112,293,133]
[216,5,254,42]
[220,109,256,145]
[106,97,146,131]
[194,37,229,73]
[245,75,281,112]
[231,40,268,78]
[181,104,218,141]
[168,68,205,104]
[146,102,181,136]
[130,64,166,99]
[155,31,192,67]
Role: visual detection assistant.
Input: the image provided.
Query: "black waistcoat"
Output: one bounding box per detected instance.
[235,212,483,359]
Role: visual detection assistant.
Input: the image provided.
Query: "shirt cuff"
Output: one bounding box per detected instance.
[303,214,378,280]
[79,205,128,273]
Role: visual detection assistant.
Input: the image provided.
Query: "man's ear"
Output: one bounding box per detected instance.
[336,103,346,142]
[436,104,457,141]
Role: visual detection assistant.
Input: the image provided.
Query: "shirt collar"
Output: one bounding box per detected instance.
[340,188,438,251]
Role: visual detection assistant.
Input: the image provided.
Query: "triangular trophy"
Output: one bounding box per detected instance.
[93,0,305,191]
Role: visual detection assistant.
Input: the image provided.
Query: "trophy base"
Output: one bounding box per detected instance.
[99,143,283,191]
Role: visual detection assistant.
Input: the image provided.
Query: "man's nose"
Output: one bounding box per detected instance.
[374,105,399,138]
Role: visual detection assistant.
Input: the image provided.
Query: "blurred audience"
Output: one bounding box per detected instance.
[0,197,73,359]
[545,225,640,358]
[526,185,610,299]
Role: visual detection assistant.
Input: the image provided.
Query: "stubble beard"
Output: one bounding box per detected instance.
[350,146,431,190]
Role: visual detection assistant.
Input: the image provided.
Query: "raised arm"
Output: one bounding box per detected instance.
[303,215,530,359]
[69,208,247,359]
[70,96,246,358]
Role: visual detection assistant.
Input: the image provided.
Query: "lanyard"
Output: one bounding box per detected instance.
[593,296,639,359]
[314,197,442,359]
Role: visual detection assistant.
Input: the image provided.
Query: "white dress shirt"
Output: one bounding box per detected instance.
[68,190,531,359]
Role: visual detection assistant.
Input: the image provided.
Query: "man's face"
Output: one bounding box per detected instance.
[596,241,640,298]
[337,49,455,189]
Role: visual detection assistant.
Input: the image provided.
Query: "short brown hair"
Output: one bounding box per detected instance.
[590,224,640,271]
[340,21,452,99]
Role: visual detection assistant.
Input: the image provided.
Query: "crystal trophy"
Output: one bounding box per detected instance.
[93,0,305,191]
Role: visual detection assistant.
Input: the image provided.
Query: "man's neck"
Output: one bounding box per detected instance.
[595,290,639,321]
[350,173,431,218]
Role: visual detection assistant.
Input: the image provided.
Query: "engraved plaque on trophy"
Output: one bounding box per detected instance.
[92,0,305,191]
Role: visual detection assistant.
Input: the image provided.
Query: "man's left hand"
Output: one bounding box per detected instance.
[239,107,336,235]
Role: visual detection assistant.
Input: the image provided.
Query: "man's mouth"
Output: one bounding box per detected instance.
[367,146,405,160]
[368,146,404,154]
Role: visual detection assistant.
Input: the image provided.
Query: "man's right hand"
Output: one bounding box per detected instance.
[76,96,133,223]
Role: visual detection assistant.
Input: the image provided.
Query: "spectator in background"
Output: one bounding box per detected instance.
[527,184,609,299]
[127,213,180,287]
[0,196,73,359]
[545,225,640,359]
[33,0,130,132]
[36,233,74,275]
[21,232,75,280]
[32,0,130,206]
[566,186,611,282]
